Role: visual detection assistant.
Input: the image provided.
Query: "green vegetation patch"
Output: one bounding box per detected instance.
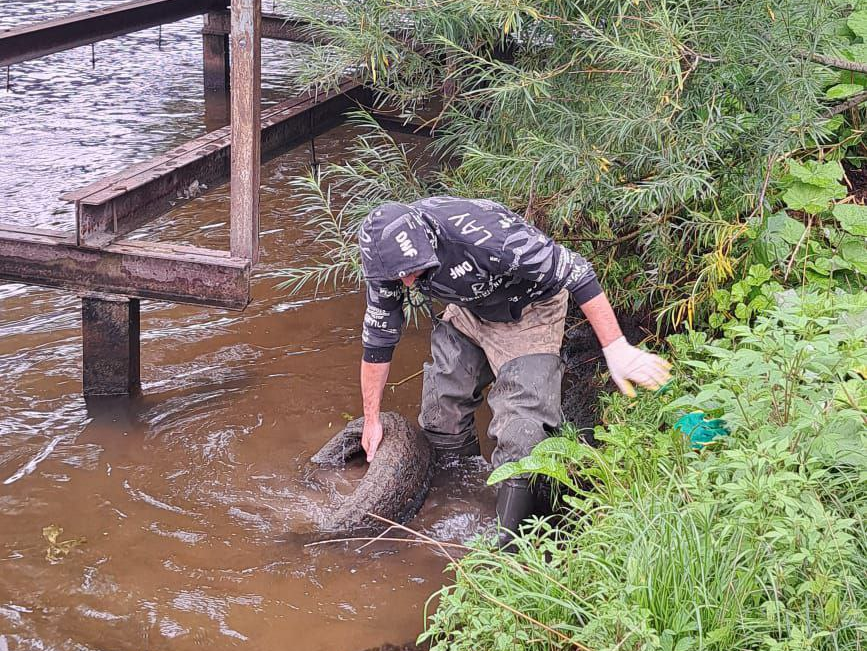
[422,290,867,651]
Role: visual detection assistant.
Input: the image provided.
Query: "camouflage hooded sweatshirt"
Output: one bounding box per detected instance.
[359,197,602,363]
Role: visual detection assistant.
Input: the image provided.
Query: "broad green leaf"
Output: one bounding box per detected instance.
[832,203,867,235]
[845,43,867,62]
[713,288,732,310]
[811,256,850,275]
[848,10,867,37]
[532,436,589,459]
[838,70,867,88]
[755,211,806,266]
[708,312,726,328]
[822,115,845,134]
[786,160,844,188]
[487,461,522,485]
[840,236,867,273]
[826,83,864,99]
[783,181,846,214]
[768,211,806,244]
[746,263,772,284]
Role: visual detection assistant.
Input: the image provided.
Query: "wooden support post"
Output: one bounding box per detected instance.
[81,295,141,396]
[202,12,230,129]
[229,0,261,264]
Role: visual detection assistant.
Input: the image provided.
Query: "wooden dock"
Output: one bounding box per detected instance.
[0,0,366,396]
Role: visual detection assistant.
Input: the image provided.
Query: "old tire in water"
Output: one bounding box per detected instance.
[311,411,433,536]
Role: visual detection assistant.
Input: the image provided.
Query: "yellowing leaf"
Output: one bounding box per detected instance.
[43,525,62,544]
[43,524,86,563]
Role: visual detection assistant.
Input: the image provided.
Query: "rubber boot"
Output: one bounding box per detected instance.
[495,478,534,552]
[486,353,564,470]
[427,434,480,460]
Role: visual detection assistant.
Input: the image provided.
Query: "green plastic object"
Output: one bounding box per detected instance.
[674,412,730,448]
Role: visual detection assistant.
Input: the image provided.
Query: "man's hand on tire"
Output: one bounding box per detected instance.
[602,336,672,397]
[362,415,384,462]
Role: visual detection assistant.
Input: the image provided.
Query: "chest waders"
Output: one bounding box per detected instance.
[416,290,565,550]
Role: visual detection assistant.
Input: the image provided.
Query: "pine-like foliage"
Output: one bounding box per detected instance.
[278,0,848,321]
[274,111,431,294]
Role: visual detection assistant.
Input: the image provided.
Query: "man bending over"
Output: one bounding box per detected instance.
[358,197,670,547]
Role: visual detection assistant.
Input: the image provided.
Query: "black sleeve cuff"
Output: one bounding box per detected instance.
[363,346,396,363]
[571,276,604,305]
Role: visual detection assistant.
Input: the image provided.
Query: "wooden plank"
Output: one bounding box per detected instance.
[0,0,227,66]
[202,11,336,45]
[60,122,236,204]
[229,0,262,263]
[61,80,363,247]
[0,226,250,310]
[62,80,359,204]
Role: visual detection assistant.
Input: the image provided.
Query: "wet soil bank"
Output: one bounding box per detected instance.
[844,159,867,202]
[561,308,651,438]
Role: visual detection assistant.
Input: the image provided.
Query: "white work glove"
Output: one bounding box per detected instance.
[602,336,672,397]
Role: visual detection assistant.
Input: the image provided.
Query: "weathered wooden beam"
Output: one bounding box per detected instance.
[229,0,262,263]
[0,225,250,310]
[203,12,436,136]
[202,11,335,45]
[61,79,364,248]
[202,16,230,95]
[82,295,141,396]
[202,14,232,129]
[0,0,227,67]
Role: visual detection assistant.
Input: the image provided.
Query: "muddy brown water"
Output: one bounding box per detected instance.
[0,4,495,649]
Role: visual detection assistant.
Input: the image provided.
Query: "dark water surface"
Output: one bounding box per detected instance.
[0,3,495,649]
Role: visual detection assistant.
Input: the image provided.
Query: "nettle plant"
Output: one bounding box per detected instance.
[669,289,867,461]
[750,159,867,293]
[708,263,781,330]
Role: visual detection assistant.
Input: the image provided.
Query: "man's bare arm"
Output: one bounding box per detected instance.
[360,360,391,461]
[579,292,671,396]
[577,292,623,347]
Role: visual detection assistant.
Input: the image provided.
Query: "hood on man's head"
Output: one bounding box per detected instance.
[358,202,440,281]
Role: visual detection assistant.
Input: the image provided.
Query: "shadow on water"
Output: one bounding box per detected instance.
[0,3,496,650]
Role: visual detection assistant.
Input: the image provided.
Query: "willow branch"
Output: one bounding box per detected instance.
[797,50,867,75]
[826,89,867,117]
